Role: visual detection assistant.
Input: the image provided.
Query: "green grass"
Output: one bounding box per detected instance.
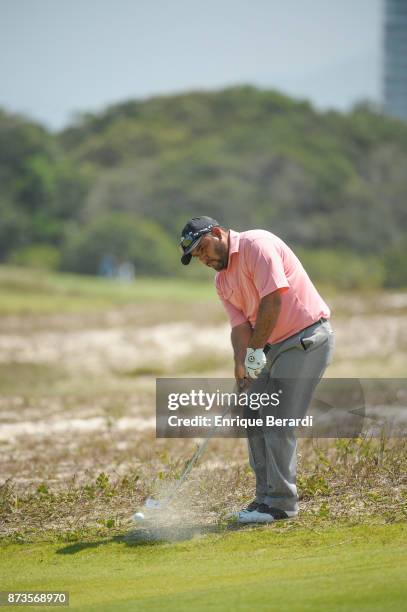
[1,264,405,317]
[0,266,216,314]
[1,523,406,611]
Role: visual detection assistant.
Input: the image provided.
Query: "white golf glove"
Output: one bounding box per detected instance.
[244,348,267,379]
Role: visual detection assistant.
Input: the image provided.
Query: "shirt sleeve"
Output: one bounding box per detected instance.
[215,280,248,328]
[245,237,290,298]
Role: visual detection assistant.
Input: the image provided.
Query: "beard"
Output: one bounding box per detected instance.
[210,241,229,270]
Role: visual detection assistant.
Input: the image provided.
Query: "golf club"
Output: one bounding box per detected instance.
[133,381,246,520]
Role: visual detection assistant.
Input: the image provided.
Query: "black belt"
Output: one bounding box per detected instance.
[263,318,328,355]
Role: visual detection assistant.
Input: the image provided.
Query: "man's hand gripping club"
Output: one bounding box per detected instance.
[232,291,282,383]
[244,348,267,379]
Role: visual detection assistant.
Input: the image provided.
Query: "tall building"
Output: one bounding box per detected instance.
[384,0,407,120]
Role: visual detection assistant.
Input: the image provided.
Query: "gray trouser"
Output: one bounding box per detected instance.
[247,319,335,513]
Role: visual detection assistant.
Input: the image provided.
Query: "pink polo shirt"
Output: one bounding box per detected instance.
[215,229,330,344]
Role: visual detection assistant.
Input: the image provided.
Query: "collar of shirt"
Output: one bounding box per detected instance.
[227,229,240,267]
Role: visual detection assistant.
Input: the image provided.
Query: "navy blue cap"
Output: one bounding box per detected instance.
[179,216,219,265]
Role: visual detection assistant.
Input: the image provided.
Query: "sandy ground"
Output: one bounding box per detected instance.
[0,292,406,493]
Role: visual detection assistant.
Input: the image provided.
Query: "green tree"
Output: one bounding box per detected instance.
[61,214,178,276]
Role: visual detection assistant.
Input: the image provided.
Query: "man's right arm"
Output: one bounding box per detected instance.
[231,321,252,389]
[215,278,251,388]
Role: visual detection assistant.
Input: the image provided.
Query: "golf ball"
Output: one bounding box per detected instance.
[133,512,145,521]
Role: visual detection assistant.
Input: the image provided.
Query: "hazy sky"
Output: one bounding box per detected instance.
[1,0,382,130]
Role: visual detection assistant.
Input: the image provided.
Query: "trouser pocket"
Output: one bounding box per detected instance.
[300,323,332,353]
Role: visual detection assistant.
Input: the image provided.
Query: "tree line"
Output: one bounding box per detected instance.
[1,86,406,287]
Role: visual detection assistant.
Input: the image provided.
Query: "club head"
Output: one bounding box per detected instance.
[144,497,165,510]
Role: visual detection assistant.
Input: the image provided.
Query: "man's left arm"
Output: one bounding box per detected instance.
[243,290,283,379]
[249,290,282,349]
[242,236,288,378]
[244,237,288,348]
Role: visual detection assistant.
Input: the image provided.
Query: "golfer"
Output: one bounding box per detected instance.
[179,216,335,523]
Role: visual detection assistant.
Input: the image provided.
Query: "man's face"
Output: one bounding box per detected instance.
[191,231,229,271]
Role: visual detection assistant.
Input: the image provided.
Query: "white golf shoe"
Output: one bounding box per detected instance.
[233,503,298,524]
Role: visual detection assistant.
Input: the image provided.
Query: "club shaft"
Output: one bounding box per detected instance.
[161,385,242,506]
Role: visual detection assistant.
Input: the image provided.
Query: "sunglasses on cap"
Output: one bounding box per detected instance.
[179,225,215,252]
